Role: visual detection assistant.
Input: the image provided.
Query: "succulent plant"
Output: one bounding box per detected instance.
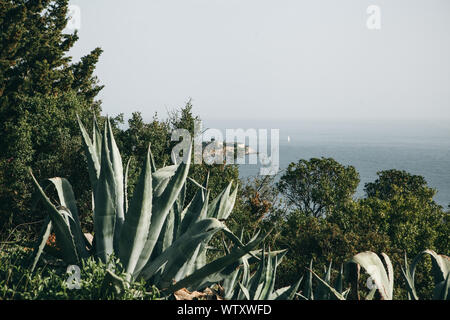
[402,250,450,300]
[299,260,349,300]
[221,247,302,300]
[333,250,449,300]
[347,251,394,300]
[29,117,265,294]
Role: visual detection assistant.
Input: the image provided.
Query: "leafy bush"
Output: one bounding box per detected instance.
[0,246,160,300]
[0,92,99,235]
[234,160,449,299]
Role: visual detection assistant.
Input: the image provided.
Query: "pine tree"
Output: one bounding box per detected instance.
[0,0,103,232]
[0,0,103,103]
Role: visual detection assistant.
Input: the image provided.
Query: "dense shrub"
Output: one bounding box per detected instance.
[0,246,160,300]
[0,92,98,234]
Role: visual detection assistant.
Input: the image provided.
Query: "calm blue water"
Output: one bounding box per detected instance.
[219,121,450,207]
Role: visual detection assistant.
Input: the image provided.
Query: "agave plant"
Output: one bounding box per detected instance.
[402,250,450,300]
[29,117,265,294]
[346,251,394,300]
[347,250,449,300]
[221,247,302,300]
[299,260,349,300]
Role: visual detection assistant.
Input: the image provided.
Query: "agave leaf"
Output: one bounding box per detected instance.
[249,246,266,299]
[152,186,185,261]
[46,178,87,258]
[133,144,192,275]
[158,228,223,288]
[218,184,238,220]
[273,276,303,300]
[411,250,450,284]
[300,260,314,300]
[93,124,117,262]
[149,144,157,173]
[155,207,176,256]
[124,157,132,213]
[174,242,203,282]
[46,178,80,222]
[382,253,394,298]
[207,182,231,218]
[171,182,185,242]
[407,250,450,300]
[223,267,242,299]
[253,282,265,300]
[30,171,80,265]
[316,261,333,300]
[235,258,251,300]
[179,187,210,235]
[259,254,278,300]
[105,119,125,250]
[165,230,266,294]
[188,177,207,193]
[245,249,287,266]
[137,218,224,284]
[222,227,246,248]
[30,216,52,272]
[118,146,153,277]
[152,165,178,197]
[186,244,244,292]
[193,240,209,271]
[238,282,251,300]
[207,182,238,220]
[349,251,394,300]
[92,115,103,161]
[222,228,260,262]
[308,268,346,300]
[270,286,290,300]
[296,292,309,300]
[401,260,418,300]
[77,115,101,193]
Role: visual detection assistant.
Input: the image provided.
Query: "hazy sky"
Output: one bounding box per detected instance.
[68,0,450,124]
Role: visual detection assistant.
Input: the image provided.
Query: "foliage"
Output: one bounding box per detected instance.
[222,248,301,300]
[0,92,99,233]
[272,212,362,289]
[402,250,450,300]
[257,160,449,299]
[298,260,349,300]
[0,0,102,102]
[116,103,240,205]
[228,175,282,237]
[277,158,359,217]
[0,0,103,233]
[365,169,436,202]
[0,246,159,300]
[29,117,265,295]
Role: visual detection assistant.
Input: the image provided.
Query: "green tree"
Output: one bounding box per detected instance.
[116,102,240,204]
[364,169,436,202]
[0,93,98,231]
[228,175,283,237]
[271,163,448,299]
[0,0,103,104]
[167,102,240,202]
[277,158,360,218]
[0,0,103,233]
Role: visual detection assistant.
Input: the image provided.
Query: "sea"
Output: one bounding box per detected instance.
[205,119,450,207]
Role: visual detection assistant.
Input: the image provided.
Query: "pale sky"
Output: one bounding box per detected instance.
[68,0,450,124]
